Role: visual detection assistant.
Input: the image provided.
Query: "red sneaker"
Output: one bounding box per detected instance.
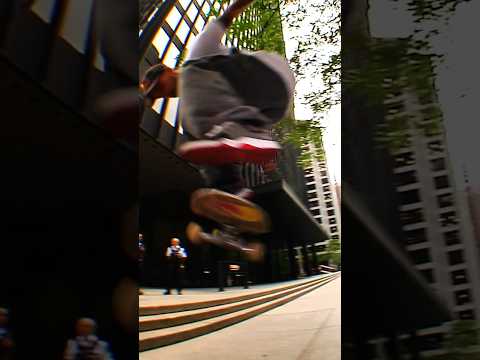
[178,137,280,165]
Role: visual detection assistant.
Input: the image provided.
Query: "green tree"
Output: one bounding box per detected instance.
[443,320,480,359]
[293,0,473,152]
[217,0,330,166]
[325,238,341,266]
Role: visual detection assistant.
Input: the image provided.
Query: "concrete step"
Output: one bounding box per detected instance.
[140,275,331,316]
[139,273,340,351]
[139,273,338,331]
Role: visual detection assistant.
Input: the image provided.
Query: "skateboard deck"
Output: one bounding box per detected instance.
[190,189,270,234]
[186,189,270,262]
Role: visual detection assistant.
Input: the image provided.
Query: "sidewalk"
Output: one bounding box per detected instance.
[140,276,341,360]
[139,274,331,308]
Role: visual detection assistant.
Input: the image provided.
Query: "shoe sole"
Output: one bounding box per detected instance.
[178,138,280,165]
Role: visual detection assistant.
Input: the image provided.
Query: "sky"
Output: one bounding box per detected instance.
[280,1,341,185]
[369,0,480,192]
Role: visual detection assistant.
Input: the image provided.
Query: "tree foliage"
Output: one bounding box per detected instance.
[325,238,341,266]
[288,0,471,152]
[444,320,480,358]
[222,0,330,167]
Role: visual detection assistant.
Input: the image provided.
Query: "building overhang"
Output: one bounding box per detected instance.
[139,129,204,201]
[342,183,452,338]
[0,54,136,207]
[254,180,330,247]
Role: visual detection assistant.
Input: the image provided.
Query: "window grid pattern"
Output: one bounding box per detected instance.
[150,0,261,133]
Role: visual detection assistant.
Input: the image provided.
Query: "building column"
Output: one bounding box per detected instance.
[384,332,401,360]
[301,242,312,276]
[286,238,298,280]
[407,331,420,360]
[310,243,319,274]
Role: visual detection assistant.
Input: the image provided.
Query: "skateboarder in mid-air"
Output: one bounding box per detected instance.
[141,0,295,198]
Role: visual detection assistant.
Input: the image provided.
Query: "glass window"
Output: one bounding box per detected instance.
[451,269,468,285]
[195,15,206,32]
[404,228,428,245]
[400,209,424,226]
[437,193,454,208]
[316,217,322,224]
[307,192,317,200]
[327,209,335,217]
[331,234,339,240]
[323,186,330,192]
[187,3,198,22]
[179,0,192,9]
[434,175,450,189]
[409,248,431,265]
[163,44,181,68]
[454,289,472,306]
[309,199,319,207]
[166,7,182,30]
[164,98,180,126]
[176,20,191,43]
[322,178,329,184]
[444,230,461,246]
[329,218,337,225]
[31,0,57,23]
[431,158,446,171]
[398,189,421,205]
[152,98,165,114]
[394,152,415,167]
[311,208,321,217]
[395,171,417,187]
[58,0,93,53]
[326,201,333,208]
[439,211,458,227]
[201,1,211,14]
[458,310,475,320]
[324,193,332,200]
[321,170,327,177]
[307,183,316,191]
[152,28,170,57]
[330,226,338,233]
[427,140,444,155]
[448,250,464,266]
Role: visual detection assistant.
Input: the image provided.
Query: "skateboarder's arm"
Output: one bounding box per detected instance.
[218,0,256,28]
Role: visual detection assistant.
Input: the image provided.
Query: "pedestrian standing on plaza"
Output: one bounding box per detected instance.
[0,308,14,360]
[164,238,188,295]
[138,233,146,295]
[63,318,113,360]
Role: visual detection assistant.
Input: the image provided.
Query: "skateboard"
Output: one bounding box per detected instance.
[186,188,270,262]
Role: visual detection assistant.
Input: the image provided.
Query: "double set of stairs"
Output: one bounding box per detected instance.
[139,273,340,351]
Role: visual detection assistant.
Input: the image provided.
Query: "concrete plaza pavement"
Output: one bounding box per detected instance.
[140,275,341,360]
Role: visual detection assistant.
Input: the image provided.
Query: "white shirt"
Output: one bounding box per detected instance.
[166,245,187,258]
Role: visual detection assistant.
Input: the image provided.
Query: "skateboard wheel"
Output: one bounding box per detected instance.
[186,222,203,244]
[245,242,265,263]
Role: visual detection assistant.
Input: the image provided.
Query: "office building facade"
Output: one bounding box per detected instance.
[303,141,341,266]
[138,0,329,288]
[381,49,480,354]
